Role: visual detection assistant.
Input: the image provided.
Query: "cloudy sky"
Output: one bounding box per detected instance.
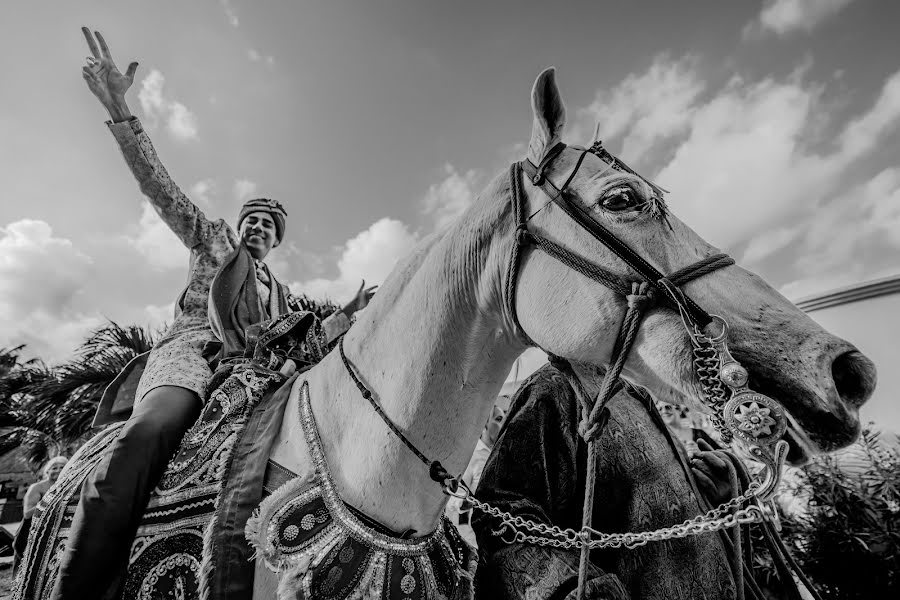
[1,1,899,423]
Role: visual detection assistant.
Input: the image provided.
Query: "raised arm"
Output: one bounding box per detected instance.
[81,28,214,249]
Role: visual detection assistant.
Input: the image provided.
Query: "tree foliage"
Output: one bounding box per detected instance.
[0,322,155,466]
[755,426,900,598]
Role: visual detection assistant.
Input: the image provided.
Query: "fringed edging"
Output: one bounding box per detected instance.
[276,563,311,600]
[197,511,218,600]
[245,472,316,573]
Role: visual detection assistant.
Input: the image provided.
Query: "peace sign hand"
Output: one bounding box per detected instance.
[81,27,137,121]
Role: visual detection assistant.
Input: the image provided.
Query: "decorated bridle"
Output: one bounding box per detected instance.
[335,140,796,597]
[495,140,794,596]
[509,139,789,481]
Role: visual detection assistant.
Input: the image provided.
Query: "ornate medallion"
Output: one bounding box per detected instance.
[696,316,791,501]
[722,392,787,447]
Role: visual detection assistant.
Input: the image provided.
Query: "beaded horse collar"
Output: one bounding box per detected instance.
[246,381,472,600]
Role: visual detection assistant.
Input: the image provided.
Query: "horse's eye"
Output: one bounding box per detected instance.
[600,187,641,212]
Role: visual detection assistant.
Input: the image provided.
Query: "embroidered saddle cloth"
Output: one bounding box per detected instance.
[13,311,328,600]
[246,381,477,600]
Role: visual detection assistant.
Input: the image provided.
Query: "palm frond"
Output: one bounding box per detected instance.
[78,321,156,359]
[1,321,157,452]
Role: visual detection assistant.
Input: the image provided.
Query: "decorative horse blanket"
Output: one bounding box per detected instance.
[15,313,308,600]
[15,362,289,600]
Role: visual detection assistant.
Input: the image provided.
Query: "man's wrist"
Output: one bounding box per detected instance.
[107,95,132,123]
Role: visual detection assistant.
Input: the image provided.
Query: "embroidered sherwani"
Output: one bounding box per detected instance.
[106,117,349,403]
[471,365,743,600]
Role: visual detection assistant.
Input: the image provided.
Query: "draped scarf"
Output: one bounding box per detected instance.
[209,243,291,360]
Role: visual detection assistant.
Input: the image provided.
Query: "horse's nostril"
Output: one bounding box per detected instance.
[832,350,877,408]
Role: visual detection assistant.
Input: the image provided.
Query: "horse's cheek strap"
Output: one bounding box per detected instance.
[504,162,539,347]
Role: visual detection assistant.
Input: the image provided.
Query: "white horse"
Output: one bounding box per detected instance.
[255,68,875,596]
[17,68,876,600]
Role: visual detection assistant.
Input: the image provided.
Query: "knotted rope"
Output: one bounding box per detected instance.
[546,282,654,598]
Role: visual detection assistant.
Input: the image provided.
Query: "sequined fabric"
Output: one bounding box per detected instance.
[12,365,287,600]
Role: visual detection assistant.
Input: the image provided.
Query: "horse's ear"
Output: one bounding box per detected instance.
[527,67,567,165]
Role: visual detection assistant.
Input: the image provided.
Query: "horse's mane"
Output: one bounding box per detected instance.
[377,169,513,301]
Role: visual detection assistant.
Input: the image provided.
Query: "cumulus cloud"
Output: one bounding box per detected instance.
[138,70,199,141]
[248,49,275,66]
[745,0,856,38]
[777,167,900,299]
[126,202,189,270]
[220,0,239,27]
[233,178,258,202]
[290,218,419,303]
[190,179,215,206]
[421,164,482,230]
[572,55,705,162]
[0,220,102,361]
[265,241,325,283]
[741,226,801,266]
[143,301,175,334]
[651,65,900,251]
[566,55,900,301]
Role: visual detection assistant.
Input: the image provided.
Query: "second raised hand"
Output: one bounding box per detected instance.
[81,27,137,122]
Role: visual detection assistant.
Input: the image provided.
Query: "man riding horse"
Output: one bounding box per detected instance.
[49,29,374,600]
[17,32,877,600]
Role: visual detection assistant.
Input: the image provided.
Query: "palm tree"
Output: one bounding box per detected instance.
[0,323,156,466]
[0,344,39,378]
[752,426,900,598]
[0,346,55,463]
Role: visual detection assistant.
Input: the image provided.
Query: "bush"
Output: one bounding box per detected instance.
[755,426,900,598]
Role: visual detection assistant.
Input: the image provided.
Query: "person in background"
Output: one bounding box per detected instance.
[656,400,718,456]
[13,456,68,571]
[472,364,748,600]
[463,403,507,496]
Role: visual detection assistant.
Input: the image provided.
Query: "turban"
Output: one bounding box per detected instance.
[237,198,287,243]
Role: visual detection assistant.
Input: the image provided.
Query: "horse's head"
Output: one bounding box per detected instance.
[512,68,876,463]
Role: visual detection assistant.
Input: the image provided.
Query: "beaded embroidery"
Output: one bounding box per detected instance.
[246,382,474,599]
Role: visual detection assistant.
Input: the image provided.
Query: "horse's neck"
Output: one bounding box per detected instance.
[276,182,526,534]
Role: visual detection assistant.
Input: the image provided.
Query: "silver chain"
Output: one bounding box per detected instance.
[456,481,768,550]
[690,328,734,443]
[454,324,778,549]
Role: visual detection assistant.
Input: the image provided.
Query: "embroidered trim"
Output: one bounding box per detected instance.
[245,381,472,599]
[298,381,447,555]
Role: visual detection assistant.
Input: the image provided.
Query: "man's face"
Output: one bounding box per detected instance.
[656,401,680,426]
[239,211,278,260]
